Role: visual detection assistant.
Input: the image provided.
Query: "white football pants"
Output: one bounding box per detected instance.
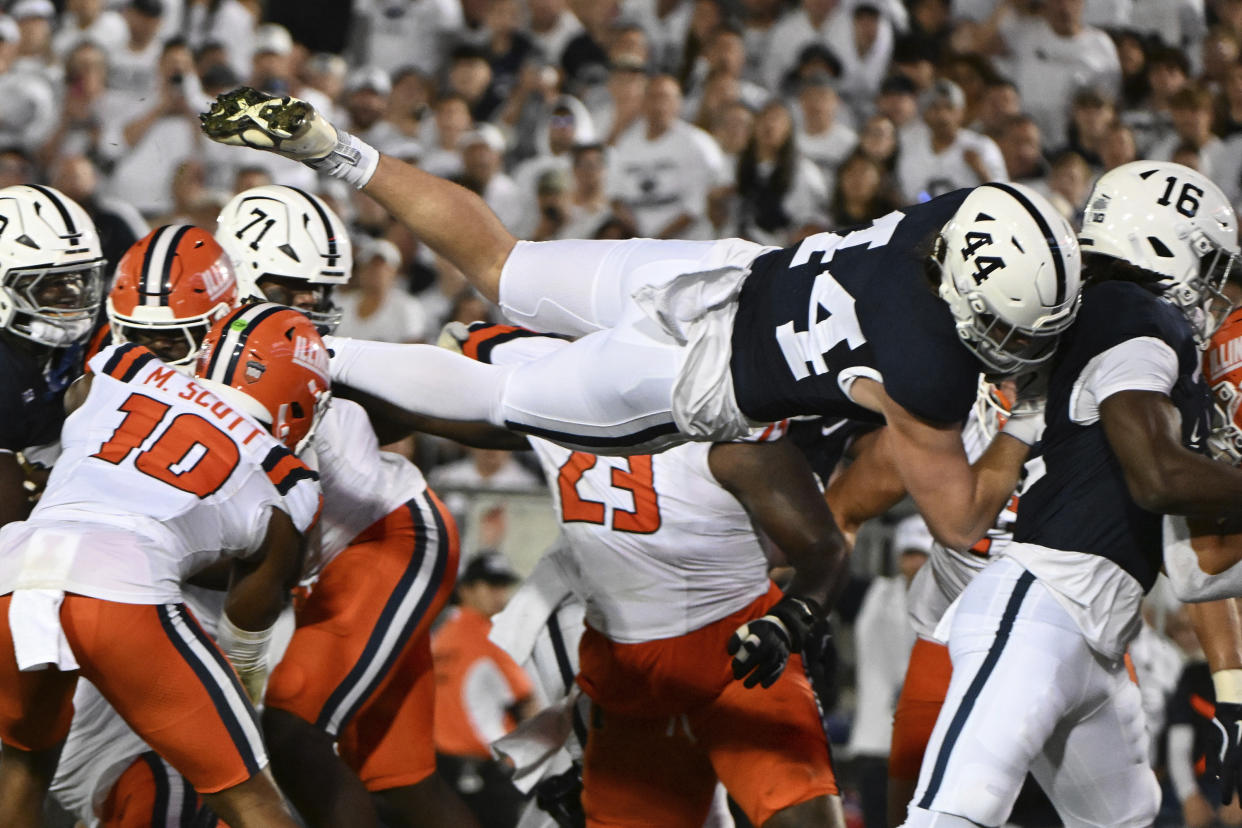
[900,558,1160,828]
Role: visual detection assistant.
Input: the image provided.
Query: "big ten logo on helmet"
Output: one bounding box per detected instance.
[1087,192,1111,225]
[292,334,329,383]
[201,261,234,302]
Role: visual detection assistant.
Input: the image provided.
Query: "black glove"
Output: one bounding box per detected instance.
[1209,701,1242,804]
[533,762,585,828]
[727,594,821,689]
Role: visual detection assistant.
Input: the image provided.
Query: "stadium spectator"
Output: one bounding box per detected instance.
[343,66,404,155]
[684,23,769,115]
[11,0,56,79]
[0,14,57,155]
[559,142,612,239]
[510,99,595,235]
[1151,85,1232,182]
[1000,0,1121,147]
[350,0,461,76]
[832,1,896,116]
[527,0,582,66]
[458,124,524,233]
[796,76,858,192]
[108,0,164,99]
[761,0,849,93]
[51,0,126,59]
[733,98,829,246]
[421,94,474,179]
[970,75,1021,140]
[828,151,898,227]
[50,154,146,269]
[606,73,727,238]
[433,552,534,828]
[856,112,899,176]
[1061,87,1114,167]
[996,113,1048,185]
[1098,118,1139,171]
[248,22,295,96]
[896,78,1006,203]
[560,0,617,92]
[337,237,428,344]
[0,147,35,189]
[184,0,255,81]
[1124,44,1190,154]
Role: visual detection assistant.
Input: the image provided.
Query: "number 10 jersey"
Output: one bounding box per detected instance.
[0,343,322,604]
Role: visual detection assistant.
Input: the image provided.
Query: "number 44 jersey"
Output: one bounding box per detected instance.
[0,343,322,604]
[730,189,980,426]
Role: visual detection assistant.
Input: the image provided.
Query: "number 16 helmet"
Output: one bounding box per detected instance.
[935,182,1083,376]
[0,184,106,348]
[1080,160,1239,348]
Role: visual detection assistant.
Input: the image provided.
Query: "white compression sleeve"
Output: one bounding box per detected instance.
[326,337,510,424]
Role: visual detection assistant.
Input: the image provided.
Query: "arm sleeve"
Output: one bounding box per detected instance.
[1068,336,1179,426]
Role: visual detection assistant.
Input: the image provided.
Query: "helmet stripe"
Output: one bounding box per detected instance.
[158,225,194,306]
[286,186,340,268]
[205,303,287,386]
[140,225,173,306]
[982,182,1068,305]
[27,184,79,246]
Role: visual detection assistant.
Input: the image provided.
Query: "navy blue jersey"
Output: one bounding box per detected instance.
[1014,281,1211,591]
[729,190,980,426]
[0,335,68,454]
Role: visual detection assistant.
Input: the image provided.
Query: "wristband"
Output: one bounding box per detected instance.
[305,130,379,189]
[216,612,273,672]
[1214,669,1242,705]
[1000,410,1045,446]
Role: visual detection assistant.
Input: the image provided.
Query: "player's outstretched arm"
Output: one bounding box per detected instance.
[1101,391,1242,521]
[220,507,305,702]
[710,439,850,688]
[199,88,515,303]
[856,381,1028,551]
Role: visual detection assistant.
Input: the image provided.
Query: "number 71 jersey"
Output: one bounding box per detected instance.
[0,343,322,604]
[729,189,981,426]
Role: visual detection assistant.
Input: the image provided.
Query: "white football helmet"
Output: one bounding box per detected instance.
[216,185,351,333]
[936,182,1083,375]
[1080,160,1240,348]
[0,185,106,348]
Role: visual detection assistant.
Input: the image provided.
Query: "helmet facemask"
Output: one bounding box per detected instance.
[0,260,106,348]
[1161,227,1239,349]
[254,275,342,335]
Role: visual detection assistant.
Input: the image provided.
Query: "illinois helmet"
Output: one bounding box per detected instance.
[108,225,238,371]
[195,303,331,452]
[1205,306,1242,464]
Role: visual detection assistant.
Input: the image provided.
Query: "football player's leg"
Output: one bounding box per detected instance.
[888,638,953,827]
[902,560,1084,828]
[702,654,842,828]
[64,598,298,828]
[581,704,718,827]
[0,593,77,828]
[498,237,763,337]
[1029,664,1160,828]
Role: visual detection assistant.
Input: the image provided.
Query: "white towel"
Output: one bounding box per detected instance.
[491,690,578,794]
[9,588,78,671]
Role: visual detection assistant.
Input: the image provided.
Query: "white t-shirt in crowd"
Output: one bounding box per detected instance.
[896,128,1007,204]
[354,0,464,76]
[335,289,430,344]
[999,16,1121,148]
[607,119,727,239]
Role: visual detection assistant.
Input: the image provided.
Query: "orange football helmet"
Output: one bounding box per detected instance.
[195,302,331,452]
[108,225,238,370]
[1205,306,1242,464]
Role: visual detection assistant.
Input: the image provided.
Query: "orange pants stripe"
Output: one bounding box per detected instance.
[101,751,233,827]
[265,490,459,791]
[0,596,264,793]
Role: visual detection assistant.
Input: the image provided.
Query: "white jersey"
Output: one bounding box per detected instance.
[906,413,1020,639]
[305,398,428,575]
[0,344,321,604]
[527,439,770,643]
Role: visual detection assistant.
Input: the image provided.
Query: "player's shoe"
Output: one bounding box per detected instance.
[199,87,339,161]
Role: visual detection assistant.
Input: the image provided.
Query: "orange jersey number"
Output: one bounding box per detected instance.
[557,452,661,534]
[93,392,241,498]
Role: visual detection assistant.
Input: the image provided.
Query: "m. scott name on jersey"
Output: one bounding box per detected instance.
[141,363,269,446]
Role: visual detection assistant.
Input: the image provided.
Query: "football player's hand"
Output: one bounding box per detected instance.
[199,87,338,161]
[727,594,821,689]
[533,762,585,828]
[1209,700,1242,804]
